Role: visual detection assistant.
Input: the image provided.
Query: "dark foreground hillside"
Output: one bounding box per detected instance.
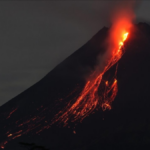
[0,22,150,150]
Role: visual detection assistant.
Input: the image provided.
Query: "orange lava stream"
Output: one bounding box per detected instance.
[52,32,129,125]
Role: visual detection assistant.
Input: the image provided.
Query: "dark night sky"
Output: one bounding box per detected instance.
[0,1,149,106]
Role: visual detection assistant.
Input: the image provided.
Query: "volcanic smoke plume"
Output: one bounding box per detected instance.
[51,2,136,125]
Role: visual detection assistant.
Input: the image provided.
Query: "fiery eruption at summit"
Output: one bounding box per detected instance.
[52,21,130,125]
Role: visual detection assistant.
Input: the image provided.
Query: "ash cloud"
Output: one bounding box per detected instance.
[98,0,139,24]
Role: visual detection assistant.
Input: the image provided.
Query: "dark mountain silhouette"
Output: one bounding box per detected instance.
[0,22,150,150]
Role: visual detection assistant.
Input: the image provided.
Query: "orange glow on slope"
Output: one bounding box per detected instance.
[52,29,129,125]
[6,108,18,119]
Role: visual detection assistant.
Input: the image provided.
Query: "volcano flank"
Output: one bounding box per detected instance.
[0,22,150,150]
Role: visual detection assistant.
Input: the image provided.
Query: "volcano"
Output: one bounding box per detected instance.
[1,22,150,150]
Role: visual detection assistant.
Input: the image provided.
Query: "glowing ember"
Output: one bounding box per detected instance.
[6,108,18,119]
[52,31,129,125]
[7,134,12,137]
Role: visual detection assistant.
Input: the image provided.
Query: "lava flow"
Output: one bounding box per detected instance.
[52,29,129,125]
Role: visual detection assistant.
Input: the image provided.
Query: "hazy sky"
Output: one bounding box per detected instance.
[0,1,149,106]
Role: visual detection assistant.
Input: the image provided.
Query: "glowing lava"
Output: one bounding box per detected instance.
[52,31,129,125]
